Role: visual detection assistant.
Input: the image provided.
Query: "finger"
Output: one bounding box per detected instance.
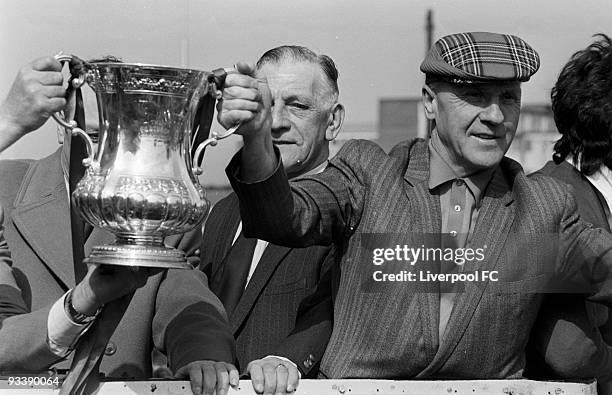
[46,97,68,113]
[202,364,217,395]
[37,71,64,86]
[225,72,260,89]
[173,366,187,379]
[248,362,264,393]
[31,56,63,72]
[223,86,261,102]
[234,61,256,76]
[153,366,174,379]
[262,363,277,395]
[187,366,203,395]
[228,364,240,388]
[275,364,289,394]
[40,85,67,99]
[221,98,261,112]
[286,365,299,392]
[218,109,257,129]
[215,362,229,395]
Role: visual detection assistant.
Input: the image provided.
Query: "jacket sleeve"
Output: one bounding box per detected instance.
[152,268,235,371]
[557,186,612,303]
[227,140,376,248]
[0,206,63,372]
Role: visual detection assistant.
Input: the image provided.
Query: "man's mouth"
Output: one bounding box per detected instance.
[272,140,295,145]
[471,133,501,140]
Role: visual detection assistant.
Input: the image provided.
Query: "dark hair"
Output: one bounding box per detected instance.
[256,45,339,97]
[551,34,612,175]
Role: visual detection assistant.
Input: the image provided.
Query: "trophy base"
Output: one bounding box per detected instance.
[84,244,192,269]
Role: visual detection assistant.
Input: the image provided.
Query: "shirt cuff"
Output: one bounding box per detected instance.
[263,355,302,379]
[46,291,94,357]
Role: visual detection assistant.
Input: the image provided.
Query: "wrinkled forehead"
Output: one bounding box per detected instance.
[255,61,328,99]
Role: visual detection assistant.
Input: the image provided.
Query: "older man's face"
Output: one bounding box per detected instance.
[255,60,333,177]
[427,81,522,174]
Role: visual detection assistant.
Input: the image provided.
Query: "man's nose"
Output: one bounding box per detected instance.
[271,103,290,134]
[480,100,504,125]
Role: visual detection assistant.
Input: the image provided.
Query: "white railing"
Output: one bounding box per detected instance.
[0,379,597,395]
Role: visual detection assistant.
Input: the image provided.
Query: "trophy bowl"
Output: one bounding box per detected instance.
[53,56,233,269]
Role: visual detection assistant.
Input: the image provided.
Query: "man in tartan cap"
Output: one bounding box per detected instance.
[214,31,612,380]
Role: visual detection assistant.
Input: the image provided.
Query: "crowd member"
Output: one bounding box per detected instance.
[201,45,343,394]
[529,34,612,393]
[217,31,612,379]
[0,56,238,395]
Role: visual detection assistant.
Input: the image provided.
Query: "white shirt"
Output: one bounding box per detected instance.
[47,291,94,357]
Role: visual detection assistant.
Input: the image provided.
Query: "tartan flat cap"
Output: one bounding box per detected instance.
[421,32,540,83]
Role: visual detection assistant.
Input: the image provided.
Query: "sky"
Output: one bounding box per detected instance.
[0,0,610,185]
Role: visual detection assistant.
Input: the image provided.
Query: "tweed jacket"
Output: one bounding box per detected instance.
[228,138,612,379]
[201,192,334,376]
[0,149,235,377]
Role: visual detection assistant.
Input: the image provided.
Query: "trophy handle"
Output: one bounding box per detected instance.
[51,52,96,168]
[192,123,241,175]
[191,66,241,176]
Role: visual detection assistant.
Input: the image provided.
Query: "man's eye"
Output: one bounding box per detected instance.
[289,103,309,110]
[502,92,520,102]
[463,90,484,99]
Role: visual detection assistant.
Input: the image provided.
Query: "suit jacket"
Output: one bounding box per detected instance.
[526,160,612,381]
[201,193,334,376]
[0,149,234,377]
[228,138,612,379]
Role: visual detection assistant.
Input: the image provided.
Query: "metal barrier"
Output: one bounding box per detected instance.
[0,379,598,395]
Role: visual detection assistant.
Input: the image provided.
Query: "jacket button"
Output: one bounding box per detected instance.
[302,354,316,369]
[104,341,117,356]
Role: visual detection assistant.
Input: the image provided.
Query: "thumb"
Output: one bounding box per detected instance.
[153,366,174,379]
[234,61,256,76]
[172,366,188,379]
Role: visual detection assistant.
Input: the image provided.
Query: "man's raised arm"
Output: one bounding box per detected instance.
[217,62,277,182]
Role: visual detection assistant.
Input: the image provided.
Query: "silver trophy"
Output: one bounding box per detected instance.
[52,54,237,269]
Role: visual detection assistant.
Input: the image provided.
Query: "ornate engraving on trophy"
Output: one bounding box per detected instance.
[53,57,224,269]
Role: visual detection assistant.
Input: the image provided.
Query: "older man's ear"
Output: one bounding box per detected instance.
[325,102,345,141]
[421,84,438,121]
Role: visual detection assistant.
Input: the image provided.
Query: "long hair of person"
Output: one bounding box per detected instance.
[551,34,612,175]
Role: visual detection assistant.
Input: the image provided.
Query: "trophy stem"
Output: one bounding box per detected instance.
[83,235,192,269]
[117,234,165,246]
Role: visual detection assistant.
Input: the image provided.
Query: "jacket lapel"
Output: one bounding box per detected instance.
[230,243,292,333]
[401,140,442,360]
[419,164,516,376]
[11,150,75,288]
[207,195,242,292]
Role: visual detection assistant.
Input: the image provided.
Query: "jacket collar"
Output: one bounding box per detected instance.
[11,149,75,288]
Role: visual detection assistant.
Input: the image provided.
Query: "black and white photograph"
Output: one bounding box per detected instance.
[0,1,611,394]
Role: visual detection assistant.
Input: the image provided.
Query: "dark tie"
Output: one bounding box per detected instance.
[214,231,258,315]
[68,87,88,284]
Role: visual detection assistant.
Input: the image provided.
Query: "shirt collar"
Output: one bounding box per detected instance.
[299,159,328,177]
[428,132,494,203]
